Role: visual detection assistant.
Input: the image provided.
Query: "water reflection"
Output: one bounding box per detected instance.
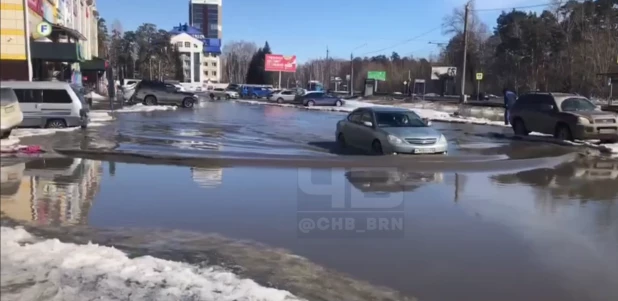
[492,158,618,201]
[0,158,103,225]
[346,169,444,192]
[191,167,223,189]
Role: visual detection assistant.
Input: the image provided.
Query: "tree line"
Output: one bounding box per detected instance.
[221,0,617,97]
[98,19,183,82]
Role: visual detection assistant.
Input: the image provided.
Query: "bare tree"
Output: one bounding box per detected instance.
[221,41,258,83]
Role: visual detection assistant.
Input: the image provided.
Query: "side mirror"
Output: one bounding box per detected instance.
[422,118,432,126]
[363,121,373,127]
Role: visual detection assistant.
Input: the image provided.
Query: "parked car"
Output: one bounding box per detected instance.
[245,86,271,99]
[132,80,199,108]
[509,92,618,143]
[208,88,238,100]
[0,87,24,138]
[295,91,344,107]
[1,81,89,129]
[335,107,448,155]
[269,89,298,103]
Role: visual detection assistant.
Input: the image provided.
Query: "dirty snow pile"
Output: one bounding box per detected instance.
[113,103,177,112]
[0,226,304,301]
[10,114,110,139]
[85,91,108,102]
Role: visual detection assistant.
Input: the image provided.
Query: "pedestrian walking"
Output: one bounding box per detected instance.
[503,88,517,125]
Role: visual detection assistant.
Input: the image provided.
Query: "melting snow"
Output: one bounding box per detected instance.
[112,103,177,113]
[0,226,304,301]
[85,91,108,101]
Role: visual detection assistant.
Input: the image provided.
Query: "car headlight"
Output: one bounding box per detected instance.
[438,134,447,143]
[577,117,591,125]
[387,135,403,144]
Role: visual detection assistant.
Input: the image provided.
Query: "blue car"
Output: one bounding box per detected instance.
[297,92,344,107]
[246,87,271,99]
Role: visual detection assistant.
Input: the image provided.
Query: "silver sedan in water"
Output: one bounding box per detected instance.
[335,107,448,155]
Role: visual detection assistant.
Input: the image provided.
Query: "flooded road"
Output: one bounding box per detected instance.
[1,156,617,301]
[17,100,580,159]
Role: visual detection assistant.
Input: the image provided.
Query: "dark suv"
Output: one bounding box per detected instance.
[132,80,198,108]
[509,92,618,143]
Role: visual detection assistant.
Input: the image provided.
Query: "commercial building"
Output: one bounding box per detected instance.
[170,32,204,90]
[187,0,222,83]
[0,0,103,83]
[188,0,221,39]
[170,23,221,84]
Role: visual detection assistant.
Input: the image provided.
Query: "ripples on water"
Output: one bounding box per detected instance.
[1,157,617,301]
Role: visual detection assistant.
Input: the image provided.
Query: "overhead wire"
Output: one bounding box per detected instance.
[472,1,566,12]
[358,26,442,56]
[356,1,567,57]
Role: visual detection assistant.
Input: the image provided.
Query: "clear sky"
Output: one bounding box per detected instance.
[96,0,546,62]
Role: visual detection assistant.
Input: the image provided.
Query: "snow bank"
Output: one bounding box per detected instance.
[113,103,177,113]
[235,99,618,155]
[0,136,20,147]
[0,226,304,301]
[85,91,108,101]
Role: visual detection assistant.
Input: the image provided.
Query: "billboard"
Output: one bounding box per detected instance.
[367,71,386,81]
[431,66,457,80]
[265,54,297,72]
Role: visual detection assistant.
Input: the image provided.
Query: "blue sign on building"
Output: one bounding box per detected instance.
[170,23,221,55]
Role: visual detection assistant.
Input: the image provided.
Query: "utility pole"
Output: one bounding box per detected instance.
[350,53,354,96]
[326,46,330,90]
[460,1,470,104]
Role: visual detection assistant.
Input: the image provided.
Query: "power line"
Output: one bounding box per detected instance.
[473,1,564,12]
[359,26,442,56]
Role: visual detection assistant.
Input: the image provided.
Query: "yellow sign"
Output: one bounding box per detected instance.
[476,73,483,81]
[35,22,52,37]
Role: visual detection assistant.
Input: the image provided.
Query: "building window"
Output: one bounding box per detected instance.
[213,71,217,76]
[184,42,190,47]
[204,71,208,76]
[176,42,182,48]
[212,62,217,67]
[194,44,198,48]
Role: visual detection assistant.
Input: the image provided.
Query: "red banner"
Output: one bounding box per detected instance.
[265,54,297,72]
[28,0,43,16]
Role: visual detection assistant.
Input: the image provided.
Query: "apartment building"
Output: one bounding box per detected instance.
[170,32,204,89]
[0,0,102,82]
[170,22,221,84]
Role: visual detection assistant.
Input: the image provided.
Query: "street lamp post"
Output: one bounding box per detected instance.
[350,43,367,96]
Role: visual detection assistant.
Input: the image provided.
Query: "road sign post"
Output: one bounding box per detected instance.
[475,73,483,101]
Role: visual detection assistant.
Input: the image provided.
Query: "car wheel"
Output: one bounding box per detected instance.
[306,100,315,107]
[144,95,157,106]
[337,133,346,148]
[251,94,257,99]
[277,98,284,104]
[554,124,573,141]
[371,140,383,155]
[335,100,342,107]
[217,96,221,100]
[46,119,67,129]
[226,95,231,100]
[182,98,195,108]
[513,119,529,136]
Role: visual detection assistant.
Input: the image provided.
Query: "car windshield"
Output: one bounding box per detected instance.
[375,111,426,127]
[560,98,596,112]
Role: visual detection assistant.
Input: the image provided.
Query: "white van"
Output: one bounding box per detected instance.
[0,81,89,128]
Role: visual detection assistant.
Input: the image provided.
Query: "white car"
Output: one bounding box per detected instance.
[270,89,299,103]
